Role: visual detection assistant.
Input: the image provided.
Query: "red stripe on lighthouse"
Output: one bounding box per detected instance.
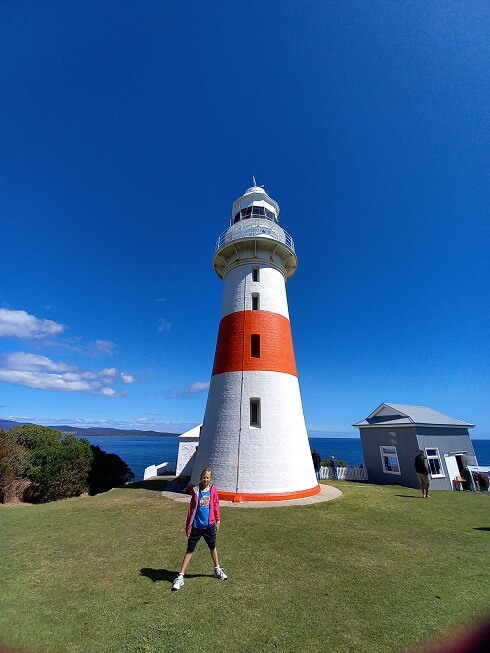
[212,310,297,376]
[217,484,321,503]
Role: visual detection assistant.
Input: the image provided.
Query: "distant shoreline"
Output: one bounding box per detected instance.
[70,432,180,437]
[2,419,488,440]
[0,419,181,438]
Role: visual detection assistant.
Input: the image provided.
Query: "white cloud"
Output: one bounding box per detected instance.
[99,368,117,377]
[0,308,64,339]
[0,369,98,393]
[101,388,118,397]
[0,352,127,397]
[91,340,116,354]
[0,309,116,358]
[4,352,76,373]
[187,381,210,393]
[133,417,196,432]
[42,338,117,356]
[166,380,210,398]
[158,318,171,333]
[0,309,133,398]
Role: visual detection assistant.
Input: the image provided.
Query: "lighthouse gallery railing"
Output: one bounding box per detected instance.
[216,219,295,252]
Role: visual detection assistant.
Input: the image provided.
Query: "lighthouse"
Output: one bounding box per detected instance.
[190,183,320,501]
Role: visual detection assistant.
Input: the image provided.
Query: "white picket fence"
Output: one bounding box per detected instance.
[143,460,368,483]
[318,466,368,481]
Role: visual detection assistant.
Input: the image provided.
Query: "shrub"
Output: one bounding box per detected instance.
[320,458,347,468]
[10,425,93,503]
[87,445,135,495]
[0,429,29,503]
[3,425,134,503]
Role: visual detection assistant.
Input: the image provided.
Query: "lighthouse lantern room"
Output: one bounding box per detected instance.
[190,183,320,502]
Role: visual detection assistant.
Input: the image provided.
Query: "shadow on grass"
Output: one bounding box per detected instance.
[474,527,490,532]
[126,478,190,493]
[395,494,421,499]
[140,568,211,584]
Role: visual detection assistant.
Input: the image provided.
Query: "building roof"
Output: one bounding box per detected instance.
[352,403,474,428]
[178,424,202,439]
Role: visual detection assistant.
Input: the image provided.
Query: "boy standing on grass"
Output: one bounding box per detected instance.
[172,468,227,591]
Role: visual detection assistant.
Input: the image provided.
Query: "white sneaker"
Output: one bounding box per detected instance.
[214,567,228,580]
[172,574,184,591]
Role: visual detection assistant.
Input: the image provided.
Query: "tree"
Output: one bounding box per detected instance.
[11,424,61,450]
[87,445,135,495]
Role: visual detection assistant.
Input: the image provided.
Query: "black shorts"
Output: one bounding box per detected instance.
[186,524,217,553]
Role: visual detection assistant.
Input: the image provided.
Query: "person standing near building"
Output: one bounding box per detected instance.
[311,449,321,480]
[330,456,337,480]
[414,450,431,499]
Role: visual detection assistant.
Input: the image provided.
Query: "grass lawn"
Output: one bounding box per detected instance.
[1,480,489,653]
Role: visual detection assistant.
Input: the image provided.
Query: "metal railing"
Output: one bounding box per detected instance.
[318,466,368,482]
[216,218,295,252]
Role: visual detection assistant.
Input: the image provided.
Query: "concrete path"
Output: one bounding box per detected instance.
[161,483,342,508]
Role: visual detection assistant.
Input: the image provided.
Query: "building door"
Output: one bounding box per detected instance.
[444,454,463,490]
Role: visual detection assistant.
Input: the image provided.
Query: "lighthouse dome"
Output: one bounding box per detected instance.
[245,185,266,195]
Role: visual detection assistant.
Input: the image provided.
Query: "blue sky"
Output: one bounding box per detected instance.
[1,2,488,437]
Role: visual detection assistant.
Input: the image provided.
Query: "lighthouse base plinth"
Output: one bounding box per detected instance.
[218,484,321,503]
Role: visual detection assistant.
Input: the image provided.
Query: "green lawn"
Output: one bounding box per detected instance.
[1,481,488,653]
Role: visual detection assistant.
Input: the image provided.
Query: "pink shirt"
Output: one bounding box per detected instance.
[185,483,221,537]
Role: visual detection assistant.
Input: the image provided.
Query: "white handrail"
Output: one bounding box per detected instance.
[216,219,295,252]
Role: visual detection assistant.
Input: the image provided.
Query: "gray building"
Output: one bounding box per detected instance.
[353,403,476,491]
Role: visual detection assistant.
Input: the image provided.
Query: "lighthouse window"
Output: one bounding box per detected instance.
[250,399,261,427]
[234,206,277,224]
[252,267,259,282]
[252,293,259,310]
[251,334,260,358]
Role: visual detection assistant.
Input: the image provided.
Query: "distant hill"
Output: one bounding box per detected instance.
[0,418,180,437]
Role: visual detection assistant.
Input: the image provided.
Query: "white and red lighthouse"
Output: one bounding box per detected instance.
[190,183,319,502]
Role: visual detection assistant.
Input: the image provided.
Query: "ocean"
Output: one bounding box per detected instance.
[77,434,490,482]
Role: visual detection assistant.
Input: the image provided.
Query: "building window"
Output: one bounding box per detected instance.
[250,398,261,427]
[252,267,259,282]
[252,293,259,310]
[425,448,445,477]
[380,446,400,474]
[251,334,260,358]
